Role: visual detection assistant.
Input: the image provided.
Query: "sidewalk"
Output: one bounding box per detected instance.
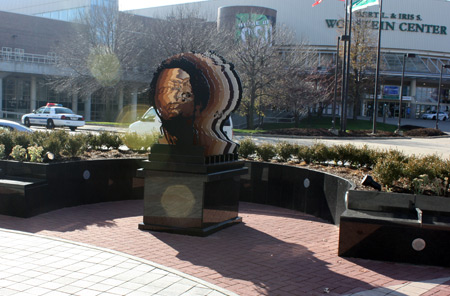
[1,200,450,295]
[0,229,237,296]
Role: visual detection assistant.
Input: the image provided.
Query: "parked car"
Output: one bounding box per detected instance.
[0,119,33,133]
[21,103,85,131]
[128,107,162,135]
[129,107,234,139]
[421,111,448,121]
[222,116,234,139]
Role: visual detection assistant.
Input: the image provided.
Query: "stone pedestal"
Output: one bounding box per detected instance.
[138,145,247,236]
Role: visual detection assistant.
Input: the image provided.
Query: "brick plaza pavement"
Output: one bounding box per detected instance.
[1,200,450,295]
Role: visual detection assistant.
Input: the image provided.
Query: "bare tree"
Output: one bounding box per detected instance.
[49,3,152,119]
[225,24,317,129]
[147,6,232,64]
[345,17,378,119]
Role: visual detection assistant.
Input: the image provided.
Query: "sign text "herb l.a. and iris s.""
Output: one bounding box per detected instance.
[325,11,447,35]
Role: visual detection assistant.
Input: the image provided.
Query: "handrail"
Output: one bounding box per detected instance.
[0,51,57,65]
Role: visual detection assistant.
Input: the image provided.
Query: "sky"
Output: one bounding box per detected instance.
[119,0,206,11]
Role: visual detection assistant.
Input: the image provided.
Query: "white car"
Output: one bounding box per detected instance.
[128,107,162,135]
[128,107,234,139]
[0,119,33,133]
[421,111,448,121]
[22,103,85,131]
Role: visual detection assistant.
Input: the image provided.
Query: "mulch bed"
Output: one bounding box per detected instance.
[265,127,447,137]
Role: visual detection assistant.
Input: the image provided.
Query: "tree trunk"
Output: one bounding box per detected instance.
[294,114,300,128]
[247,85,257,129]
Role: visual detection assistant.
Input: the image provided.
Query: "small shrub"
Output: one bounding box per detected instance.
[310,142,330,164]
[31,131,49,147]
[333,144,358,166]
[0,130,14,155]
[10,145,27,161]
[238,138,257,158]
[429,176,449,196]
[98,131,123,150]
[27,145,44,163]
[373,151,406,188]
[256,143,276,162]
[276,141,296,162]
[296,145,313,164]
[12,131,32,149]
[355,145,379,168]
[121,132,159,151]
[64,134,88,157]
[85,133,102,150]
[0,144,5,159]
[42,130,69,158]
[404,154,441,182]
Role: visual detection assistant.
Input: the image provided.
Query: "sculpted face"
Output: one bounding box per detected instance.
[155,68,194,120]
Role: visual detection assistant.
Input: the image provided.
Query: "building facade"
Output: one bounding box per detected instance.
[130,0,450,119]
[0,0,146,122]
[1,0,449,121]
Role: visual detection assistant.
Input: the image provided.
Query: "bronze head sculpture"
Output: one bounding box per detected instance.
[149,52,242,157]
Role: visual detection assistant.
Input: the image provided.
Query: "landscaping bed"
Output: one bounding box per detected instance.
[265,127,447,137]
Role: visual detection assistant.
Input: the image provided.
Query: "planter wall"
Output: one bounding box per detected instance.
[339,190,450,267]
[0,159,144,217]
[239,161,354,225]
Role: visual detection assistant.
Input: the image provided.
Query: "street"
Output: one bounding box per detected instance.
[234,117,450,159]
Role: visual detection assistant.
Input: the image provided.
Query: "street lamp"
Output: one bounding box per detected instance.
[436,64,450,130]
[332,36,341,131]
[397,53,416,133]
[340,34,350,132]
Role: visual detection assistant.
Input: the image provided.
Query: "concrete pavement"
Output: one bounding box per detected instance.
[0,228,237,296]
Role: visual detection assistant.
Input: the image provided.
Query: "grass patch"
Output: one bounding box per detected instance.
[86,121,128,127]
[236,117,397,134]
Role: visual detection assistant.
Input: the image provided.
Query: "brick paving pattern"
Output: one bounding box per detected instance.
[0,201,449,295]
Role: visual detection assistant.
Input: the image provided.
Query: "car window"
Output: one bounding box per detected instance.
[35,107,45,114]
[55,107,74,114]
[141,108,156,121]
[223,117,231,126]
[43,108,51,114]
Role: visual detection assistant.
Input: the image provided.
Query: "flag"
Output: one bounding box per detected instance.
[312,0,344,7]
[351,0,379,12]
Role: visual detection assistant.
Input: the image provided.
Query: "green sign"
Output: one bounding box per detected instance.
[235,13,273,42]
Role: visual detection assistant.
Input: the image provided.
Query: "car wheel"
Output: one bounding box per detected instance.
[444,117,447,121]
[24,118,31,127]
[70,127,76,131]
[432,116,436,120]
[46,119,55,129]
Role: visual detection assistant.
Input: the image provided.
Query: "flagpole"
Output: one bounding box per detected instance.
[343,2,353,131]
[340,0,349,132]
[372,0,383,134]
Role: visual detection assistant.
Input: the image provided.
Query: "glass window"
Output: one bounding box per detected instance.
[55,107,74,114]
[50,11,59,20]
[59,10,68,21]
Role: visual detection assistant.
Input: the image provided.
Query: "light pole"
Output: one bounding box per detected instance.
[340,34,350,132]
[332,36,340,131]
[372,0,383,134]
[397,53,416,133]
[340,0,350,133]
[436,64,450,130]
